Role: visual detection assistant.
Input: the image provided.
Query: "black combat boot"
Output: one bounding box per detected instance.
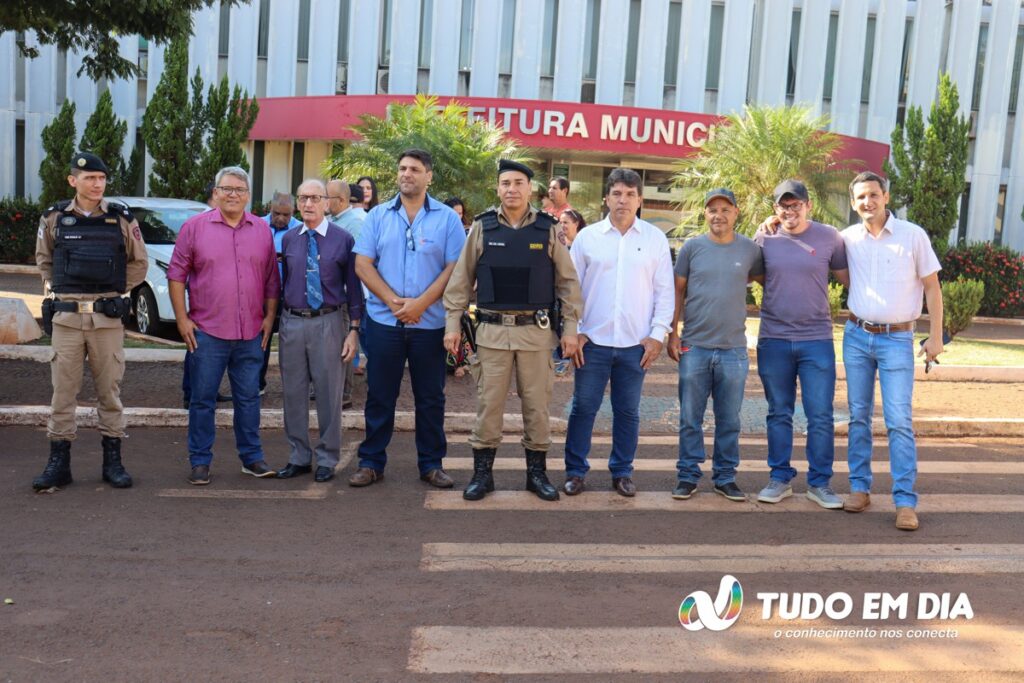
[101,436,133,488]
[463,448,496,501]
[32,440,73,490]
[525,449,559,501]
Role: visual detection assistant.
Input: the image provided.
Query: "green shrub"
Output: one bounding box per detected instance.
[941,277,985,337]
[0,197,43,264]
[941,243,1024,317]
[828,282,844,319]
[750,281,764,308]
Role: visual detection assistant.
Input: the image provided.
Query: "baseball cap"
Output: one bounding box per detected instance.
[704,188,737,207]
[773,179,809,204]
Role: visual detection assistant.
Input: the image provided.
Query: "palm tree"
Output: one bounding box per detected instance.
[671,105,856,237]
[322,94,533,214]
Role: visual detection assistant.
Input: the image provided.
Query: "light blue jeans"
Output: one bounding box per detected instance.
[676,346,750,485]
[843,321,918,508]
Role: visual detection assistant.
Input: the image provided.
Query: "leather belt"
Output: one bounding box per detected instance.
[477,310,541,326]
[52,299,106,313]
[848,313,914,334]
[285,306,339,318]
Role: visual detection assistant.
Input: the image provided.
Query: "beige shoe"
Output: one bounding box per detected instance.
[843,491,871,512]
[895,507,919,531]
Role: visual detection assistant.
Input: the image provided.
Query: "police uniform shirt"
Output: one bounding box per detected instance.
[35,198,148,329]
[444,205,582,352]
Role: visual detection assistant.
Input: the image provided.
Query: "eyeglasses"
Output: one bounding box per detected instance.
[216,186,249,196]
[327,195,343,200]
[775,201,805,213]
[297,195,324,204]
[406,225,416,251]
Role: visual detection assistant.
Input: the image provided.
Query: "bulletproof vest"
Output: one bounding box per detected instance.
[50,204,128,294]
[476,210,555,311]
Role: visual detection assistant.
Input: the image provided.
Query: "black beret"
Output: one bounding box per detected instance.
[70,152,109,175]
[498,159,534,180]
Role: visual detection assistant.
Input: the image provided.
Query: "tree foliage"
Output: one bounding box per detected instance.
[884,73,970,254]
[671,105,854,237]
[79,90,130,195]
[38,99,76,206]
[193,77,260,191]
[323,94,532,213]
[1,0,244,81]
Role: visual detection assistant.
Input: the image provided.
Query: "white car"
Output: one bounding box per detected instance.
[108,197,208,336]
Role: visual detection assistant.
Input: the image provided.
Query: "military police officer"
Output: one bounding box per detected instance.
[33,152,149,490]
[443,160,582,501]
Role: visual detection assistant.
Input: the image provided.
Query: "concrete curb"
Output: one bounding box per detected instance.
[0,264,38,275]
[2,406,1022,437]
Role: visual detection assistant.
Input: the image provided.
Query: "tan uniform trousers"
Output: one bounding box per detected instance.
[469,345,554,451]
[48,315,126,440]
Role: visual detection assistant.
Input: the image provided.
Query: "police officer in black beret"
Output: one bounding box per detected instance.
[33,152,149,490]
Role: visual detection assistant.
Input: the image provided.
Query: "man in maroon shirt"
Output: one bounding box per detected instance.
[167,166,281,486]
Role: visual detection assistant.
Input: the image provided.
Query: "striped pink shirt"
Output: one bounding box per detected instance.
[167,210,281,340]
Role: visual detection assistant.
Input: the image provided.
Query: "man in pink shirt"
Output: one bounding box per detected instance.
[167,166,281,485]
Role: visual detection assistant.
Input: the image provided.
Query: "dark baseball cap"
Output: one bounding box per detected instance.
[498,159,534,180]
[70,151,109,174]
[773,179,809,203]
[704,188,737,207]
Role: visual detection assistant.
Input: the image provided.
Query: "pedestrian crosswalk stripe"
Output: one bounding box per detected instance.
[421,542,1024,574]
[408,624,1024,674]
[467,434,979,448]
[423,491,1024,513]
[439,457,1020,474]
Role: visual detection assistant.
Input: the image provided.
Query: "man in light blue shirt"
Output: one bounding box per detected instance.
[327,179,368,404]
[349,149,466,489]
[258,191,300,394]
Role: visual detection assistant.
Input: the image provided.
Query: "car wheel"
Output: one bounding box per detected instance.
[133,285,164,336]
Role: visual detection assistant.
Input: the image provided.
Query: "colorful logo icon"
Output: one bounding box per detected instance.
[678,574,743,631]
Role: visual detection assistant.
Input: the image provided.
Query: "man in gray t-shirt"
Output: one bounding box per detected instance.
[752,179,850,510]
[667,189,763,502]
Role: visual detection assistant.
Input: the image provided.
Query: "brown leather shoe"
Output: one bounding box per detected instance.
[613,477,636,497]
[420,468,454,488]
[895,506,919,531]
[563,476,585,496]
[348,467,384,487]
[844,491,870,512]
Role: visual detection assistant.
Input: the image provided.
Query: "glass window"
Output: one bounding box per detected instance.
[134,207,205,245]
[861,16,876,104]
[972,24,989,112]
[257,0,271,59]
[898,18,913,104]
[822,12,839,100]
[705,3,725,90]
[419,0,434,68]
[541,0,559,77]
[1009,26,1024,113]
[218,2,231,57]
[583,0,601,80]
[786,9,801,97]
[297,0,312,61]
[624,0,641,83]
[337,0,351,64]
[15,121,24,198]
[664,0,682,85]
[498,0,516,75]
[380,0,393,67]
[459,0,474,70]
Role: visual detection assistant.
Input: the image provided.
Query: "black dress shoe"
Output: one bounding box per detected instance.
[563,476,586,496]
[314,466,335,482]
[241,460,276,478]
[612,476,636,497]
[277,463,312,478]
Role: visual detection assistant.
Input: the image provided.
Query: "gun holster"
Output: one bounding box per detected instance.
[95,296,132,325]
[41,298,55,337]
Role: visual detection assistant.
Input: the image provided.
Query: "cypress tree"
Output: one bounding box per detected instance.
[79,89,129,195]
[38,99,77,205]
[140,37,196,198]
[193,77,259,192]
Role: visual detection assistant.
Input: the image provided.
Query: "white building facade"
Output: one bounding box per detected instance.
[2,0,1023,248]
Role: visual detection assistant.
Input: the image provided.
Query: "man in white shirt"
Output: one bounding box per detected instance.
[562,168,675,497]
[841,171,944,531]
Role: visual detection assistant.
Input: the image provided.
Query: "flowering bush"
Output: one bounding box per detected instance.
[941,243,1024,317]
[0,197,43,264]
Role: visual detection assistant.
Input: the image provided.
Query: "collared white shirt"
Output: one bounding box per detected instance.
[842,211,941,324]
[570,216,675,347]
[298,217,329,237]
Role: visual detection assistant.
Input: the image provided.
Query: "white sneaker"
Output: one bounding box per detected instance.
[757,480,792,503]
[807,485,844,509]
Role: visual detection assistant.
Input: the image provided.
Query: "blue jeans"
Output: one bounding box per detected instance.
[187,330,264,467]
[564,343,646,478]
[843,321,918,508]
[358,316,447,475]
[676,346,749,485]
[757,338,836,487]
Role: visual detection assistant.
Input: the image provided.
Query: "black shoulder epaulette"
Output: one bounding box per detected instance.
[43,199,72,217]
[477,209,500,231]
[474,208,497,222]
[534,211,557,228]
[107,201,134,222]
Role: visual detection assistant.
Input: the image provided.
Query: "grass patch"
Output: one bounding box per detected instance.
[743,319,1024,367]
[20,336,185,350]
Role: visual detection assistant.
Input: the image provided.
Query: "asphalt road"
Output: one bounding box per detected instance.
[1,427,1022,681]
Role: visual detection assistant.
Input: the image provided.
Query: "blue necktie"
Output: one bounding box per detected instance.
[306,231,323,310]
